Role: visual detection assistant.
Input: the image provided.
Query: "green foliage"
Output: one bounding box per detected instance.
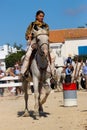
[73,55,87,62]
[5,50,26,68]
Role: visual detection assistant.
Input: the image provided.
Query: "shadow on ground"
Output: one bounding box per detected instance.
[17,110,50,120]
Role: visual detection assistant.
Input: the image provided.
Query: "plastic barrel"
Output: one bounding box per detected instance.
[63,83,77,107]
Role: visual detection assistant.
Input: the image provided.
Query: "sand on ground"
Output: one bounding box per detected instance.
[0,89,87,130]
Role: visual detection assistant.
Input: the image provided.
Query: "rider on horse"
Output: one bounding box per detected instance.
[20,10,49,77]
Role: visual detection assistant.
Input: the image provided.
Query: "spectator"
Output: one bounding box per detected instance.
[14,61,20,68]
[0,69,5,96]
[6,67,16,95]
[14,66,21,76]
[14,65,22,96]
[64,54,73,67]
[65,64,73,84]
[82,60,87,89]
[6,67,15,77]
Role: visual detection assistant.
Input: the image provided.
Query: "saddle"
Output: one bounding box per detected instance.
[29,49,48,70]
[24,49,37,77]
[35,51,48,70]
[25,49,49,78]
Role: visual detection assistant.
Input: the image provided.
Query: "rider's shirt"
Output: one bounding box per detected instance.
[25,20,49,40]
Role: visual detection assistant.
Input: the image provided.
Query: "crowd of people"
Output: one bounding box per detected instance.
[64,55,87,90]
[0,61,23,96]
[52,55,87,91]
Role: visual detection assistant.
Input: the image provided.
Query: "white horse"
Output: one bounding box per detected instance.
[72,60,84,90]
[55,66,65,91]
[56,60,84,90]
[22,28,52,117]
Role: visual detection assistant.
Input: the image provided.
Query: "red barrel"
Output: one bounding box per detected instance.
[63,83,77,106]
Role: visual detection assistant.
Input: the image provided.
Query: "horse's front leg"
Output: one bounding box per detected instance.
[38,84,43,113]
[33,77,40,116]
[22,80,29,117]
[35,82,43,114]
[40,79,51,106]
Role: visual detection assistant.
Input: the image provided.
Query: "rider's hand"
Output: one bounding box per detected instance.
[27,34,32,44]
[28,34,32,40]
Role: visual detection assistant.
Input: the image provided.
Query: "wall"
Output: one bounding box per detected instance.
[50,38,87,66]
[50,43,64,66]
[63,38,87,57]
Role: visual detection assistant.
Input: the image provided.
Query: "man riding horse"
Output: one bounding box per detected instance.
[21,10,54,78]
[20,10,56,117]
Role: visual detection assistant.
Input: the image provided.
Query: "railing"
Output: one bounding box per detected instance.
[0,76,22,88]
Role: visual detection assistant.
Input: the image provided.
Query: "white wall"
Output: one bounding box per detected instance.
[50,43,64,66]
[50,38,87,66]
[63,38,87,57]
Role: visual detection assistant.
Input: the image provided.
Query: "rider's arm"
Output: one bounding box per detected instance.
[25,22,34,41]
[45,23,49,35]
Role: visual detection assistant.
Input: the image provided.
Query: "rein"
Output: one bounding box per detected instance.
[39,42,49,48]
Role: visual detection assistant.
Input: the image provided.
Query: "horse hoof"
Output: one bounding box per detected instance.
[34,111,39,117]
[22,110,29,117]
[39,106,43,113]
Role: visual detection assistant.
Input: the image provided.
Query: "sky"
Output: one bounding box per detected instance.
[0,0,87,49]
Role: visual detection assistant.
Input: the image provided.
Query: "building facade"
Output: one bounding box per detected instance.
[0,45,18,71]
[49,28,87,66]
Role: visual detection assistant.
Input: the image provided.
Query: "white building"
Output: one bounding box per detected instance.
[49,28,87,66]
[0,45,18,71]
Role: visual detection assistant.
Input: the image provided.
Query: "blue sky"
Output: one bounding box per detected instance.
[0,0,87,49]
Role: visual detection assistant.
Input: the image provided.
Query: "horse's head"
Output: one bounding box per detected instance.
[32,27,49,57]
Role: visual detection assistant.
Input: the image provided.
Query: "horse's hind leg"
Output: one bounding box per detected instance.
[34,92,39,116]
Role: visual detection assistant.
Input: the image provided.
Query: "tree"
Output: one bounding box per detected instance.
[5,50,26,68]
[77,26,85,28]
[13,42,23,50]
[73,55,87,62]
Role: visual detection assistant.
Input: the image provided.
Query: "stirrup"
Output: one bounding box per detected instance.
[24,70,29,78]
[20,74,25,81]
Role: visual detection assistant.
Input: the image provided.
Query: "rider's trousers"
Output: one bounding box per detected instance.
[21,43,56,76]
[21,45,33,74]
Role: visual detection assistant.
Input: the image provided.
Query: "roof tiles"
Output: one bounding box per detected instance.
[49,28,87,43]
